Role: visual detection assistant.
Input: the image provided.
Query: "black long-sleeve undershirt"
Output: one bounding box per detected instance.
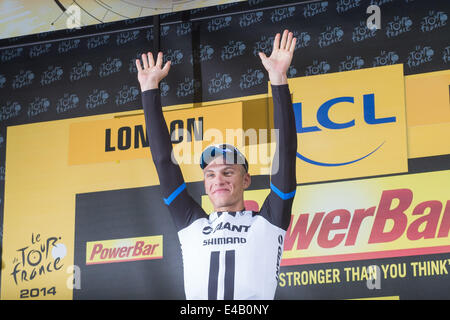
[141,84,297,231]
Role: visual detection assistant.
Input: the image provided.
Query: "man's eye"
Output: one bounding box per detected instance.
[224,171,233,176]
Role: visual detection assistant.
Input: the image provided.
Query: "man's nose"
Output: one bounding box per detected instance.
[213,174,226,185]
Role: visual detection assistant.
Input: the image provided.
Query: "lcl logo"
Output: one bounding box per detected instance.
[293,93,397,167]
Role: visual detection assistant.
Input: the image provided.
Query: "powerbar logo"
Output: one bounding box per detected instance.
[86,235,163,265]
[283,185,450,266]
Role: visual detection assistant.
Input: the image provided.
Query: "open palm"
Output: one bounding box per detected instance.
[259,29,296,85]
[136,52,171,91]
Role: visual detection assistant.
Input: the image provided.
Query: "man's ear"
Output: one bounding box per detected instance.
[243,173,251,190]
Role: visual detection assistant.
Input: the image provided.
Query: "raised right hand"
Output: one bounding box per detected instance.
[258,29,296,85]
[136,52,171,92]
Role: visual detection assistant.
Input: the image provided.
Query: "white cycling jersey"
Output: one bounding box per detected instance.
[179,210,285,300]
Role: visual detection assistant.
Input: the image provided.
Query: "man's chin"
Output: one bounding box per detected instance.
[212,202,231,210]
[210,198,233,211]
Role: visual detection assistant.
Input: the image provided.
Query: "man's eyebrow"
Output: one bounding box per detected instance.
[204,165,236,172]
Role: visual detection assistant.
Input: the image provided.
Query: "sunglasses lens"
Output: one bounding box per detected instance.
[200,144,248,172]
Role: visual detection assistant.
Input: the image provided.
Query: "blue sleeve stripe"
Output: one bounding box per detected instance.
[270,182,296,200]
[164,182,186,206]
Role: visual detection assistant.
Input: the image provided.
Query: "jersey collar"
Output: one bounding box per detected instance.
[209,210,253,222]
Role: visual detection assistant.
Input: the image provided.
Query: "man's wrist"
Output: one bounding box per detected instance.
[268,73,288,86]
[140,81,159,92]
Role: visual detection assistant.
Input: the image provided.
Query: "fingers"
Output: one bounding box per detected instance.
[148,52,155,68]
[280,29,288,50]
[162,60,171,75]
[156,51,163,68]
[258,51,271,72]
[137,51,163,70]
[289,36,297,52]
[286,31,293,50]
[135,59,143,72]
[274,30,296,52]
[141,53,149,69]
[273,32,280,51]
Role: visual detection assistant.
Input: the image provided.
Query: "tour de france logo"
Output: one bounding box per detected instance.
[10,233,67,296]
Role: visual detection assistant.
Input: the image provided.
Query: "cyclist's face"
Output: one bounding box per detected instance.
[203,157,250,211]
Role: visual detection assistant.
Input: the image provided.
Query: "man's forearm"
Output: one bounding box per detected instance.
[141,88,207,231]
[258,83,297,231]
[270,83,297,191]
[141,89,185,195]
[142,89,172,164]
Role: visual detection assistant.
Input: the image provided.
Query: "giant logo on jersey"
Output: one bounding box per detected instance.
[202,220,251,246]
[274,64,408,183]
[202,222,250,235]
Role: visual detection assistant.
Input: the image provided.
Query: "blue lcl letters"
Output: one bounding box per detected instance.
[293,93,396,133]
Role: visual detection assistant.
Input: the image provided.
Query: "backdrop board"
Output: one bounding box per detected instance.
[0,0,449,300]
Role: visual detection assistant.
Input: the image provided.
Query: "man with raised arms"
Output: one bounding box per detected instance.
[135,29,297,300]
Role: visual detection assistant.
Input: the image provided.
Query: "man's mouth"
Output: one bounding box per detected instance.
[212,188,230,195]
